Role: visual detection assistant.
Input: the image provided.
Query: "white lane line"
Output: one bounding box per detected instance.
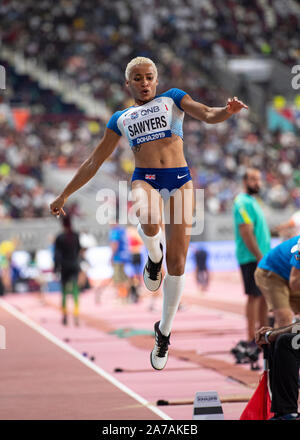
[0,299,171,420]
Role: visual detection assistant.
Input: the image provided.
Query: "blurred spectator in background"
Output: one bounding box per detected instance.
[1,0,298,101]
[273,210,300,240]
[21,251,42,293]
[78,231,98,292]
[194,247,210,292]
[54,214,81,326]
[127,224,144,303]
[0,238,18,294]
[128,276,140,304]
[10,254,23,293]
[109,218,130,303]
[0,0,299,220]
[232,168,270,364]
[0,271,4,296]
[127,225,143,274]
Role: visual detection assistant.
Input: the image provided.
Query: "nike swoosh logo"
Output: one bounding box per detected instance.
[177,174,188,179]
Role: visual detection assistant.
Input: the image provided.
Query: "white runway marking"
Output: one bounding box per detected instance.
[0,299,171,420]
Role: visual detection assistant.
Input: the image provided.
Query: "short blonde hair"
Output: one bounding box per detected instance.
[125,57,158,80]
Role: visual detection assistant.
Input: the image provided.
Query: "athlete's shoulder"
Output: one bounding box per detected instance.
[161,88,187,97]
[158,88,188,110]
[106,108,130,136]
[109,108,130,122]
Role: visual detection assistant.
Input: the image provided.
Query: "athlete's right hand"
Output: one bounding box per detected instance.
[50,195,67,218]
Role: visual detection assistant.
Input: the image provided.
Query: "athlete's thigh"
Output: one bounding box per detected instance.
[165,179,194,256]
[131,180,163,226]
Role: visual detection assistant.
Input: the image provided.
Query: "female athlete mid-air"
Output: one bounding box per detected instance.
[50,57,247,370]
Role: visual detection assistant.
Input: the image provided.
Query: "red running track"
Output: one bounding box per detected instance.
[0,303,166,420]
[1,271,291,420]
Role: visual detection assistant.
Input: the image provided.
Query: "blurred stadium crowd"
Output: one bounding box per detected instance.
[0,0,299,220]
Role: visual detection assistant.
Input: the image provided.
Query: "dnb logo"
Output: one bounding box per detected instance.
[141,106,160,116]
[0,325,6,349]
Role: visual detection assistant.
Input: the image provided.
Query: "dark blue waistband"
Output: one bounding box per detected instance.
[134,166,189,174]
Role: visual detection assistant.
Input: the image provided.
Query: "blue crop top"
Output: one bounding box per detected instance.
[106,88,187,149]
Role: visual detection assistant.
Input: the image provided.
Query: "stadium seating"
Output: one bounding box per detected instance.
[0,0,299,219]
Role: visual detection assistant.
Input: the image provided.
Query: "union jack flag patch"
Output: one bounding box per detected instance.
[145,174,156,180]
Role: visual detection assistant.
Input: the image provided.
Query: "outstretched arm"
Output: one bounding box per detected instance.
[181,95,248,124]
[50,128,120,217]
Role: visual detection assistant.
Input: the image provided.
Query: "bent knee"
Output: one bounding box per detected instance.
[166,255,186,276]
[138,208,161,226]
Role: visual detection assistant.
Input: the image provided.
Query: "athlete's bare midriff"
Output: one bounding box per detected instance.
[133,134,187,168]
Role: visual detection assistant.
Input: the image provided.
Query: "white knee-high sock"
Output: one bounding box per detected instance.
[137,224,162,263]
[159,273,185,336]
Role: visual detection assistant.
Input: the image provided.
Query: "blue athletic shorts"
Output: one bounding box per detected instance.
[131,167,192,198]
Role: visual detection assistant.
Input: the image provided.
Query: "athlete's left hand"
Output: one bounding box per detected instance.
[226,97,248,114]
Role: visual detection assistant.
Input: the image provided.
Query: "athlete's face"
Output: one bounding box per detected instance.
[126,64,158,105]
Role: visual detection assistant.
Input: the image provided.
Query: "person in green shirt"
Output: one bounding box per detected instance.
[232,168,271,361]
